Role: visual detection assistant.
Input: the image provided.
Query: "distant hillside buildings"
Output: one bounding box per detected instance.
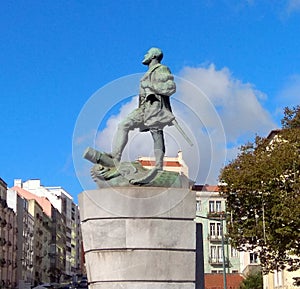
[0,177,83,288]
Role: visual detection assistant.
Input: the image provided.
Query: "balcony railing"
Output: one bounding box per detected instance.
[208,234,222,242]
[208,257,229,266]
[0,237,6,246]
[208,234,229,243]
[0,219,7,227]
[207,211,226,219]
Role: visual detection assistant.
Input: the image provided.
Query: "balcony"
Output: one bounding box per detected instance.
[0,238,6,246]
[242,264,261,276]
[0,219,7,227]
[208,234,222,242]
[207,211,226,219]
[208,257,229,266]
[208,234,229,243]
[0,258,6,267]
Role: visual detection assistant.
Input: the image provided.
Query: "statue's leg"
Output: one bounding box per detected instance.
[150,129,165,170]
[111,120,130,162]
[129,129,165,185]
[111,109,143,161]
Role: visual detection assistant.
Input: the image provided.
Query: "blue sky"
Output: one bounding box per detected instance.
[1,1,300,201]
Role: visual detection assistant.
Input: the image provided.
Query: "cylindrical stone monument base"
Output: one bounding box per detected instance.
[78,187,196,289]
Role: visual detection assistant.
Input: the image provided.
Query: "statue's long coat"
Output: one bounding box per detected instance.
[138,63,176,131]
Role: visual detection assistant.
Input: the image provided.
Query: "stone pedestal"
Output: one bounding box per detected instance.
[78,187,196,289]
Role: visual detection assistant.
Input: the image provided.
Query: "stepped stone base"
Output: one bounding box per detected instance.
[78,187,196,289]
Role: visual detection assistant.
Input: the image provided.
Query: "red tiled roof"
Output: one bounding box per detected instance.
[11,186,52,217]
[139,160,182,167]
[192,185,219,192]
[205,273,244,289]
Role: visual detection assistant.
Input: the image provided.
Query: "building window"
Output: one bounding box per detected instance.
[232,270,238,273]
[216,201,222,212]
[209,201,215,213]
[196,200,201,212]
[210,223,216,236]
[210,245,223,262]
[231,247,239,257]
[216,223,221,237]
[250,252,258,264]
[210,246,217,260]
[211,270,218,274]
[209,200,222,213]
[274,270,283,287]
[209,223,222,238]
[218,246,223,262]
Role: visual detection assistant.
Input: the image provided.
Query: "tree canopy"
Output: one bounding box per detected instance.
[219,106,300,273]
[239,272,263,289]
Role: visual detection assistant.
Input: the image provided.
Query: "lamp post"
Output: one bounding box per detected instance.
[220,215,227,289]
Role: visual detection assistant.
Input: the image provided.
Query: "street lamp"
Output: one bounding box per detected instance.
[220,215,227,289]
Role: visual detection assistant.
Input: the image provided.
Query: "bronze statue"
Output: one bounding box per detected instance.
[113,47,175,168]
[84,48,190,186]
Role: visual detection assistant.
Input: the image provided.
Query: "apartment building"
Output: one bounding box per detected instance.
[28,199,51,285]
[193,185,241,274]
[49,206,67,283]
[8,185,53,287]
[0,178,18,289]
[137,150,189,176]
[263,267,300,289]
[0,178,7,201]
[9,184,70,284]
[43,186,82,277]
[7,189,34,287]
[14,179,82,279]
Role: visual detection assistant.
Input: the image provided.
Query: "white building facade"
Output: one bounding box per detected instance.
[14,179,82,279]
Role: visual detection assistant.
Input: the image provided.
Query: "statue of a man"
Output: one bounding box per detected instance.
[111,47,176,169]
[84,48,177,184]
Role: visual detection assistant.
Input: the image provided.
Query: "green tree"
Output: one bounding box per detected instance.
[281,105,300,129]
[239,272,263,289]
[219,106,300,273]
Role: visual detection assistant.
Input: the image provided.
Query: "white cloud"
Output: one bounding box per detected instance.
[95,97,139,154]
[178,64,275,140]
[286,0,300,13]
[95,64,277,185]
[277,74,300,106]
[174,64,276,184]
[274,74,300,119]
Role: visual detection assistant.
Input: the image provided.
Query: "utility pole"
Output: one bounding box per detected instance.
[220,216,227,289]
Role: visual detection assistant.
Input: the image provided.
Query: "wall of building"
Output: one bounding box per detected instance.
[27,199,50,286]
[0,179,18,289]
[193,185,241,274]
[7,188,35,288]
[13,179,83,281]
[264,268,300,289]
[0,178,7,201]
